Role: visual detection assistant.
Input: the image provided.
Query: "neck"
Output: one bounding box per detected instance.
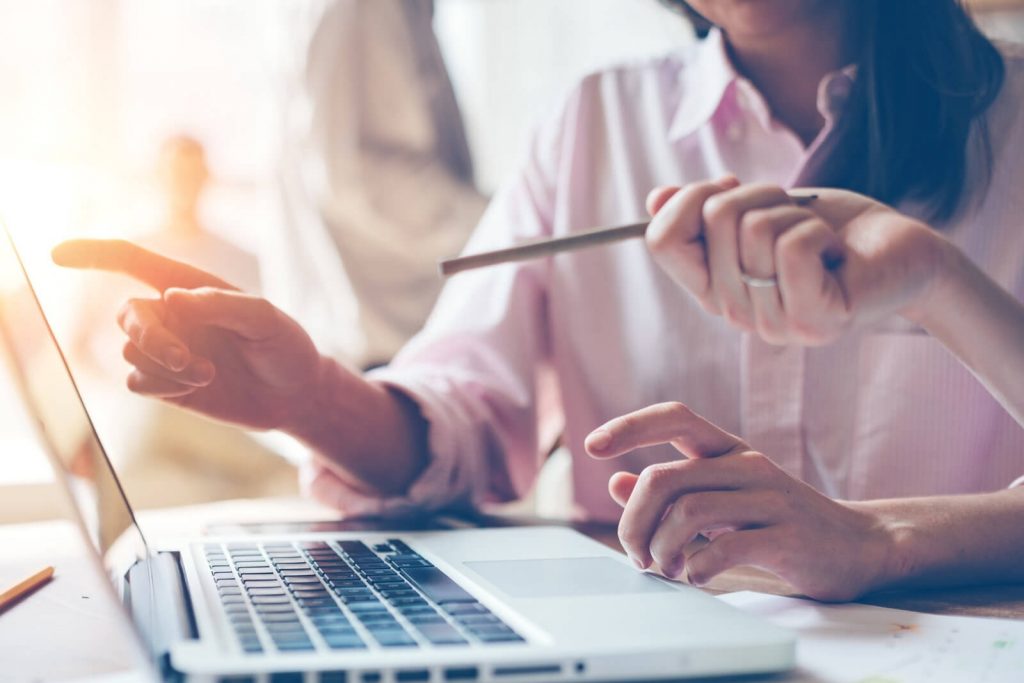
[724,4,854,146]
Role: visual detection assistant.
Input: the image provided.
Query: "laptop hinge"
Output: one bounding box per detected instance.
[126,551,198,665]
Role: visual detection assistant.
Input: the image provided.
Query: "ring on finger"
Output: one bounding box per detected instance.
[740,272,779,288]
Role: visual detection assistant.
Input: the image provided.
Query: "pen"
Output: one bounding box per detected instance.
[440,193,818,277]
[0,566,55,613]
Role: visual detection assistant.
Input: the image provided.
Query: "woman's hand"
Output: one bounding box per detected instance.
[52,239,327,432]
[645,181,954,345]
[585,402,896,601]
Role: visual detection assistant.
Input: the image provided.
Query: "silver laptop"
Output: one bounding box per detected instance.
[0,227,794,682]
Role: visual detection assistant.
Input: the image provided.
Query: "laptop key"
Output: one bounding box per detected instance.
[396,604,436,615]
[388,597,428,608]
[256,604,299,614]
[286,577,324,586]
[251,596,292,605]
[298,599,336,610]
[406,614,447,625]
[372,631,418,648]
[416,623,468,646]
[388,557,431,569]
[269,673,304,683]
[387,540,416,554]
[442,603,488,616]
[239,640,263,654]
[279,570,318,578]
[260,613,302,623]
[338,540,374,555]
[470,625,524,643]
[358,612,399,624]
[347,601,386,612]
[245,582,283,590]
[401,567,475,605]
[454,614,501,626]
[324,635,366,650]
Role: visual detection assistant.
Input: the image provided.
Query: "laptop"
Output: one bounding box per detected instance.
[0,226,795,682]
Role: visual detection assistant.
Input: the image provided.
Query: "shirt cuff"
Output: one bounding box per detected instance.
[300,366,483,517]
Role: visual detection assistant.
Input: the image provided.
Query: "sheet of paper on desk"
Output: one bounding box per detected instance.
[718,591,1024,683]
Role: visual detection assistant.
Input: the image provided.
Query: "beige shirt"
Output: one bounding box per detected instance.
[267,0,487,367]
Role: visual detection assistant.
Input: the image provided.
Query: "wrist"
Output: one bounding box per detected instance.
[280,354,346,445]
[280,357,430,494]
[901,234,969,331]
[845,500,923,591]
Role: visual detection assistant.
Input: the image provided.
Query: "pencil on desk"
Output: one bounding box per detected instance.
[0,566,55,612]
[440,193,818,277]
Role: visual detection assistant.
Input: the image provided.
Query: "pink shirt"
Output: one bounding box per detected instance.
[310,31,1024,523]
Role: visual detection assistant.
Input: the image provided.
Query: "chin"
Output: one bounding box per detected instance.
[690,0,834,38]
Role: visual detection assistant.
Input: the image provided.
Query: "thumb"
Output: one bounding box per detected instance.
[163,287,282,340]
[609,471,639,507]
[647,186,682,217]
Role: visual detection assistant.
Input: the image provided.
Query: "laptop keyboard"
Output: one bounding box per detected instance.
[203,539,526,655]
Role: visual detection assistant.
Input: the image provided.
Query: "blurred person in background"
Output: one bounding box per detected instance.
[71,135,295,507]
[268,0,487,370]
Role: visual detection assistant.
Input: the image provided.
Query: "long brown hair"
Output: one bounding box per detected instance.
[659,1,1005,221]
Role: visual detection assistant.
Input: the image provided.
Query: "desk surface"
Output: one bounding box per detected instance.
[2,498,1022,682]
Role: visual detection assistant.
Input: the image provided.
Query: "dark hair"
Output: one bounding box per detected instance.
[659,1,1005,222]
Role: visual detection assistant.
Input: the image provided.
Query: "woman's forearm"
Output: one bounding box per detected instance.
[853,488,1024,591]
[914,242,1024,427]
[284,356,430,495]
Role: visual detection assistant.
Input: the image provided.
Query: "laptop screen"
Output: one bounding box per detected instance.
[0,226,152,590]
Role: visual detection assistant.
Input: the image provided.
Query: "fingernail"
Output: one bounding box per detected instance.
[165,347,187,371]
[190,361,214,385]
[629,555,644,571]
[586,428,612,454]
[666,559,684,579]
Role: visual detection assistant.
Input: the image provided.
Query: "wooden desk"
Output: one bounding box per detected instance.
[2,498,1023,682]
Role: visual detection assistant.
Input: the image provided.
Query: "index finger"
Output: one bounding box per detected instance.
[52,239,237,292]
[586,402,746,460]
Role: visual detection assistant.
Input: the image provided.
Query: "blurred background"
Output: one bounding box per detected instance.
[0,0,1021,524]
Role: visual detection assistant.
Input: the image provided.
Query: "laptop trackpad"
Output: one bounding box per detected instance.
[463,557,674,598]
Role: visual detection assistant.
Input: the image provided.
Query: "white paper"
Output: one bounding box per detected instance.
[718,591,1024,682]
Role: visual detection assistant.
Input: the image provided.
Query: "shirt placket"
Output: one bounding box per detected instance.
[740,335,805,479]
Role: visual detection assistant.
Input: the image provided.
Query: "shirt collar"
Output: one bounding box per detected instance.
[668,28,858,142]
[669,29,736,142]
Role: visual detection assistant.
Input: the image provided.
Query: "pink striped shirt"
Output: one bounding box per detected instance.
[310,31,1024,522]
